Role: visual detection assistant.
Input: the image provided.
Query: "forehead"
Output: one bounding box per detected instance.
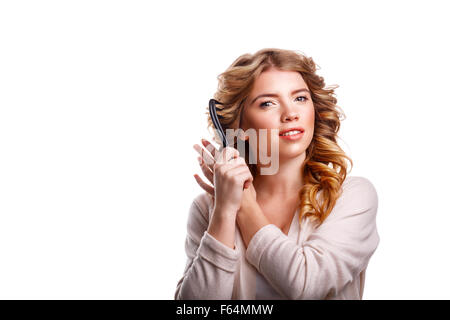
[250,68,307,93]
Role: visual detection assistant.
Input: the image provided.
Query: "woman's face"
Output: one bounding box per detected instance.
[240,68,315,166]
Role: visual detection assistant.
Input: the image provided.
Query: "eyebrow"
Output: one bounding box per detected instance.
[250,88,310,105]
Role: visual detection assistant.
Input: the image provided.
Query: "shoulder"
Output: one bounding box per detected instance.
[323,175,378,223]
[340,175,378,209]
[313,176,380,275]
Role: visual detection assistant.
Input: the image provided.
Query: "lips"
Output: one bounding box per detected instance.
[279,127,305,136]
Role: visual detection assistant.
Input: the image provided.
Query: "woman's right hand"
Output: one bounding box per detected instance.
[212,146,254,217]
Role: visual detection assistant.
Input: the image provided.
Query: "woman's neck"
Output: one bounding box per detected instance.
[253,152,306,198]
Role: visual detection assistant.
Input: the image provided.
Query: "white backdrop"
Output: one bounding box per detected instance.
[1,0,449,299]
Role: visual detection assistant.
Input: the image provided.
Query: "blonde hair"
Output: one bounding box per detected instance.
[205,48,353,225]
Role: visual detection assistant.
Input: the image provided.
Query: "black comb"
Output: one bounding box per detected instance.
[209,99,228,149]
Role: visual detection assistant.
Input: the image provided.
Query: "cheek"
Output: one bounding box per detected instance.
[305,106,315,143]
[243,114,277,155]
[249,114,277,130]
[252,115,278,144]
[306,105,315,127]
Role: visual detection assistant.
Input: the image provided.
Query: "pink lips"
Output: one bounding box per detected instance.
[279,127,305,141]
[279,127,305,136]
[279,131,304,140]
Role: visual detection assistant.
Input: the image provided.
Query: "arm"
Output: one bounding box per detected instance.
[243,177,380,299]
[235,181,271,248]
[174,194,240,300]
[236,199,270,248]
[207,206,238,250]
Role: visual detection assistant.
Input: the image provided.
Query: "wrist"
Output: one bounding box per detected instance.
[213,205,238,219]
[237,200,267,226]
[238,198,258,215]
[207,207,237,249]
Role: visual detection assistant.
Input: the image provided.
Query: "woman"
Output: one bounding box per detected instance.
[174,48,380,300]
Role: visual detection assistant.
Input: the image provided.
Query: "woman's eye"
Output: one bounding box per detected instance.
[260,101,273,108]
[259,96,308,108]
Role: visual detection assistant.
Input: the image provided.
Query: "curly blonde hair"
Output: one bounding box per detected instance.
[205,48,353,226]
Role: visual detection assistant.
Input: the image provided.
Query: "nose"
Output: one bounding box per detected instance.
[281,104,300,122]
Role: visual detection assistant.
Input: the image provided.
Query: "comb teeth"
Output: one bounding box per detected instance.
[209,98,228,148]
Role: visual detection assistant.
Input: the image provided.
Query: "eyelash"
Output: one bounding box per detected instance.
[259,96,308,108]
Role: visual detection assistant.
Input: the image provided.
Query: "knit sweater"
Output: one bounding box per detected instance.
[174,176,380,300]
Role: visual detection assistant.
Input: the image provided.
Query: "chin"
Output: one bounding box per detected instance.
[278,146,306,160]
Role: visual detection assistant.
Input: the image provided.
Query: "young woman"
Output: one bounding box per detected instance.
[174,48,380,300]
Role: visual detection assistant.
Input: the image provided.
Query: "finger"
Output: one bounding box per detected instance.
[213,157,246,173]
[193,174,214,196]
[193,143,215,166]
[217,147,240,164]
[193,143,215,167]
[225,162,252,175]
[198,156,214,185]
[230,170,254,189]
[214,156,246,170]
[243,179,255,190]
[201,139,218,160]
[226,165,253,189]
[224,165,253,184]
[239,174,254,190]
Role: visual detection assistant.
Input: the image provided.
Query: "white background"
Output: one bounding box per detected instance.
[1,0,449,299]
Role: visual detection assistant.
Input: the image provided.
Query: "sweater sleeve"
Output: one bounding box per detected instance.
[174,194,241,300]
[245,176,380,300]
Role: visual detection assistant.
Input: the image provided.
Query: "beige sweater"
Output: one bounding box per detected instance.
[174,176,380,300]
